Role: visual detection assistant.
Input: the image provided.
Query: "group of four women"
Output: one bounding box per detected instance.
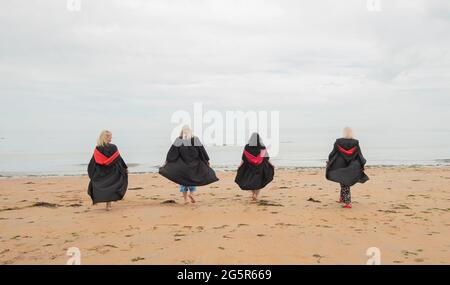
[87,126,368,211]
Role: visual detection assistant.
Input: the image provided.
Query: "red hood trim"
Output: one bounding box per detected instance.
[244,149,266,165]
[338,145,356,156]
[93,148,120,166]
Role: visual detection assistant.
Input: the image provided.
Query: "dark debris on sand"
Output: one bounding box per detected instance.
[30,202,60,208]
[307,198,321,203]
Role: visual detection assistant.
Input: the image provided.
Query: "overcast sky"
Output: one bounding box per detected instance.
[1,0,450,137]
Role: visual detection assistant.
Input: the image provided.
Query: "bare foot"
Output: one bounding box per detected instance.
[189,194,196,203]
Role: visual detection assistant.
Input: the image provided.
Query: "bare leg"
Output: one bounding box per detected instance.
[183,192,188,204]
[106,202,112,211]
[251,191,257,201]
[188,192,196,203]
[254,190,261,201]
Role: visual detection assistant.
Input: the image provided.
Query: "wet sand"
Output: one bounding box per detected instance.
[0,167,449,264]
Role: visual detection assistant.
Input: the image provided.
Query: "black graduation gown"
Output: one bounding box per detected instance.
[326,138,369,186]
[158,136,219,186]
[87,144,128,204]
[235,144,274,190]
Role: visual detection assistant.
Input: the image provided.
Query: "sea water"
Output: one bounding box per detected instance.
[0,129,449,177]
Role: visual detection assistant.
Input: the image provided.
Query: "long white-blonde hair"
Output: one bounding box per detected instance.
[180,125,193,140]
[97,130,112,147]
[343,127,354,139]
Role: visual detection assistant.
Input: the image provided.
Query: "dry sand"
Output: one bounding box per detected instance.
[0,167,449,265]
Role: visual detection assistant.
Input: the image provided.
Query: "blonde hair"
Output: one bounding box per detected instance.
[343,127,354,139]
[97,130,112,147]
[180,125,193,140]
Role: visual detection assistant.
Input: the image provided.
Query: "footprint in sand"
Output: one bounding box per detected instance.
[0,249,10,255]
[378,209,397,214]
[392,204,411,210]
[401,250,418,259]
[89,244,118,254]
[313,254,324,263]
[131,257,145,262]
[257,200,283,207]
[213,225,229,229]
[316,224,332,229]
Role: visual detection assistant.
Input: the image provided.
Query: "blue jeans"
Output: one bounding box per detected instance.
[179,185,197,193]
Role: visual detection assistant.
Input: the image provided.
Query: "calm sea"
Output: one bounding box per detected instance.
[0,129,449,177]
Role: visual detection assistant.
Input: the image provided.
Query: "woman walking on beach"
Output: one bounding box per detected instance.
[235,133,274,201]
[87,130,128,211]
[159,125,218,204]
[326,127,369,208]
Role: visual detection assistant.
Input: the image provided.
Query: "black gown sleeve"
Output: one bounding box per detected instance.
[120,157,128,169]
[87,156,96,179]
[328,141,338,161]
[166,145,180,162]
[262,147,270,161]
[198,145,210,162]
[357,142,367,166]
[193,137,210,162]
[113,145,127,168]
